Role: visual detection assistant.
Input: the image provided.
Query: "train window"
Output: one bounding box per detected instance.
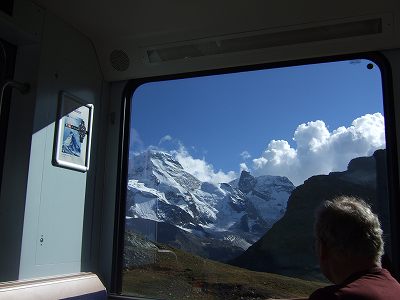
[119,57,393,299]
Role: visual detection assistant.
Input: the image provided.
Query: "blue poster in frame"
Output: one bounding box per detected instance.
[53,91,94,172]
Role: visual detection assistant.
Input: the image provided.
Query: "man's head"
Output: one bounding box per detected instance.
[314,196,384,283]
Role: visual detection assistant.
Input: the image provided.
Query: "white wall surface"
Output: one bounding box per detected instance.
[0,0,45,282]
[18,11,103,279]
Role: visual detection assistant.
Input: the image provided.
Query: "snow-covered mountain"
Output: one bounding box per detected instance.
[126,150,295,254]
[62,132,81,156]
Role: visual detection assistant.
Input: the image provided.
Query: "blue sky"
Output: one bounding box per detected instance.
[130,59,385,185]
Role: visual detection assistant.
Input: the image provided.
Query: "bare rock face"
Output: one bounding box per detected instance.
[126,150,295,261]
[124,231,158,269]
[231,150,387,281]
[238,171,257,194]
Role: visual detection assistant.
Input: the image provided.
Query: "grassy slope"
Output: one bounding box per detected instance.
[123,244,325,300]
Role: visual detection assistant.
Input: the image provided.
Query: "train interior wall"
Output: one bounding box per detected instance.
[0,0,108,282]
[0,0,400,292]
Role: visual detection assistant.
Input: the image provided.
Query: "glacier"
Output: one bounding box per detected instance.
[126,150,295,256]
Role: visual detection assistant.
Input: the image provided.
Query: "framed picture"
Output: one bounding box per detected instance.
[53,91,94,172]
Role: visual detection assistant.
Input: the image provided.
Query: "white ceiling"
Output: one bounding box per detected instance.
[33,0,396,43]
[31,0,400,80]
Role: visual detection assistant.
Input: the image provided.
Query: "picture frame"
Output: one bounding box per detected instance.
[53,91,94,172]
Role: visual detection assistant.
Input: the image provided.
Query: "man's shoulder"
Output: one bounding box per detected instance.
[340,268,400,298]
[309,268,400,300]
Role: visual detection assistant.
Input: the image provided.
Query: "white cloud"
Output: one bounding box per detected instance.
[294,120,330,152]
[251,113,385,186]
[130,128,144,153]
[159,135,173,145]
[240,151,251,160]
[240,163,249,172]
[253,140,297,167]
[172,145,237,185]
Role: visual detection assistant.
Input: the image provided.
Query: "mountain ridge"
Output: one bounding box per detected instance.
[126,150,295,259]
[230,149,387,280]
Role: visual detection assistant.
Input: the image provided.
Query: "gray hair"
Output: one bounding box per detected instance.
[314,196,384,265]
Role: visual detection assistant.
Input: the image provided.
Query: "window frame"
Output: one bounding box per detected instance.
[110,52,400,298]
[0,39,17,202]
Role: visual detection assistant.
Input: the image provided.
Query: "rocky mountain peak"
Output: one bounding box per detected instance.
[127,150,295,259]
[238,171,257,193]
[231,150,386,281]
[347,155,375,172]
